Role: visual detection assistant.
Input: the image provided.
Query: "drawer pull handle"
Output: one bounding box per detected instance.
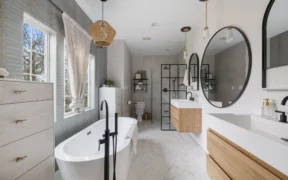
[14,90,26,94]
[16,156,27,162]
[15,120,27,124]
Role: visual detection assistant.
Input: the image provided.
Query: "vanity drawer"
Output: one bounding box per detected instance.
[171,115,179,130]
[0,100,54,147]
[207,130,280,180]
[0,81,53,105]
[0,129,54,180]
[171,105,179,119]
[206,154,231,180]
[17,156,54,180]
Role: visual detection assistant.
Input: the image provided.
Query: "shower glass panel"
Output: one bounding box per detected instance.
[161,64,187,131]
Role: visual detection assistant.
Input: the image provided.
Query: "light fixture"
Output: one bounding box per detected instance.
[89,0,116,47]
[181,26,191,61]
[200,0,209,40]
[226,27,234,43]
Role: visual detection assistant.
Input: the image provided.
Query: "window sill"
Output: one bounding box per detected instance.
[64,111,78,119]
[85,107,94,112]
[64,108,94,119]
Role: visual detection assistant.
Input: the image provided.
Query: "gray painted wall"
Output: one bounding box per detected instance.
[202,55,216,101]
[132,55,183,125]
[0,0,107,146]
[107,40,132,117]
[215,41,247,106]
[269,30,288,68]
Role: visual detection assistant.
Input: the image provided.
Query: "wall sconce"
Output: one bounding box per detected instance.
[226,27,234,43]
[181,26,191,61]
[200,0,209,40]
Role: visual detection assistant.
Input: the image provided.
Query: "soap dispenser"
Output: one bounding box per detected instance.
[261,99,277,119]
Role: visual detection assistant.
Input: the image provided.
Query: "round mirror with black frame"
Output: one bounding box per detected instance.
[188,53,200,91]
[262,0,288,88]
[200,26,252,108]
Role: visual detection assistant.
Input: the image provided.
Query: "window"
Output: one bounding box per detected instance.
[64,48,95,116]
[23,22,49,82]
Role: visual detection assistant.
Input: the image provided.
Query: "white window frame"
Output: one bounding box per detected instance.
[23,22,49,82]
[86,54,96,111]
[64,53,96,118]
[23,13,56,82]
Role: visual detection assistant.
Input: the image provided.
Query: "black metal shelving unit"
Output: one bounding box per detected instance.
[132,79,148,93]
[201,64,216,91]
[160,64,189,131]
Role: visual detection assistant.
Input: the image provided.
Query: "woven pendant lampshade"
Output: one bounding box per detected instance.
[89,20,116,47]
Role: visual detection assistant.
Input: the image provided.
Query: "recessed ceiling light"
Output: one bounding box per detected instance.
[143,37,152,40]
[151,22,159,27]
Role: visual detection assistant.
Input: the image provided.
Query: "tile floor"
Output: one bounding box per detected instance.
[55,120,209,180]
[127,121,209,180]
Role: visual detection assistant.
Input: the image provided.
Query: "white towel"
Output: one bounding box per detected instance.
[183,69,189,87]
[125,124,138,154]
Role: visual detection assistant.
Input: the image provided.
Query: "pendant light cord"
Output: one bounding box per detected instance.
[205,0,208,29]
[185,32,187,51]
[102,1,104,21]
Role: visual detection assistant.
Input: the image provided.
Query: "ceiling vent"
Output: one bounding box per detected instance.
[143,37,152,41]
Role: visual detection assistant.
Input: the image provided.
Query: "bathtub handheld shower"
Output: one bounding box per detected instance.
[99,100,118,180]
[99,100,119,180]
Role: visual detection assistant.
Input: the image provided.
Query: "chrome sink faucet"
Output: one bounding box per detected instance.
[186,91,194,101]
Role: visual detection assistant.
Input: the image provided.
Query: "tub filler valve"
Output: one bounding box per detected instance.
[98,139,105,151]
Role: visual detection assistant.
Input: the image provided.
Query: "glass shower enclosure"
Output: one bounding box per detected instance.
[161,64,187,131]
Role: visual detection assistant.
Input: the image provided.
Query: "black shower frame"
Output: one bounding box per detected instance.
[160,64,197,131]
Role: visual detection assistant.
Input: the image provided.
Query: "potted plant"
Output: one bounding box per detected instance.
[104,79,115,87]
[0,62,9,78]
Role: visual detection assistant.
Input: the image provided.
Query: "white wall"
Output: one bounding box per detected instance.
[184,0,288,150]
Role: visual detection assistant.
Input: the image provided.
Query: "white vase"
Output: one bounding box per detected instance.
[0,67,9,78]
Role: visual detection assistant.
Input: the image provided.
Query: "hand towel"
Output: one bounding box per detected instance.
[183,62,189,86]
[125,124,138,154]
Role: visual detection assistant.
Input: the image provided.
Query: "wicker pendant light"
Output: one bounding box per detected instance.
[89,0,116,47]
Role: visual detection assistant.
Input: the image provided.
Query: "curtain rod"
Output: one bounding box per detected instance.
[48,0,64,13]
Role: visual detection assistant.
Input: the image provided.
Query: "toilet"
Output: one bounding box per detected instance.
[135,102,145,122]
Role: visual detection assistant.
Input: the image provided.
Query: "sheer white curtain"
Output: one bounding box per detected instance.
[62,13,92,113]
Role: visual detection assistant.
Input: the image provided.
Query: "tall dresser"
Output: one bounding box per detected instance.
[99,87,122,119]
[0,80,54,180]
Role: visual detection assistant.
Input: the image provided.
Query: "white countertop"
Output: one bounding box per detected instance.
[171,99,202,109]
[207,113,288,176]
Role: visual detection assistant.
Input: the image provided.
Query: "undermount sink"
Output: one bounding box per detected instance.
[207,113,288,175]
[171,99,202,108]
[210,114,288,146]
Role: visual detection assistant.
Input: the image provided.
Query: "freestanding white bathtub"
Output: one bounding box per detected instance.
[55,117,137,180]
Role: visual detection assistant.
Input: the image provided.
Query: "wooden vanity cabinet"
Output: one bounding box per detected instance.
[207,129,288,180]
[170,105,202,133]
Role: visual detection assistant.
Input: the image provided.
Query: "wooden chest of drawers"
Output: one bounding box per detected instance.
[0,80,54,180]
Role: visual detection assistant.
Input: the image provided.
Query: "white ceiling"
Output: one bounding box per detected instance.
[75,0,203,56]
